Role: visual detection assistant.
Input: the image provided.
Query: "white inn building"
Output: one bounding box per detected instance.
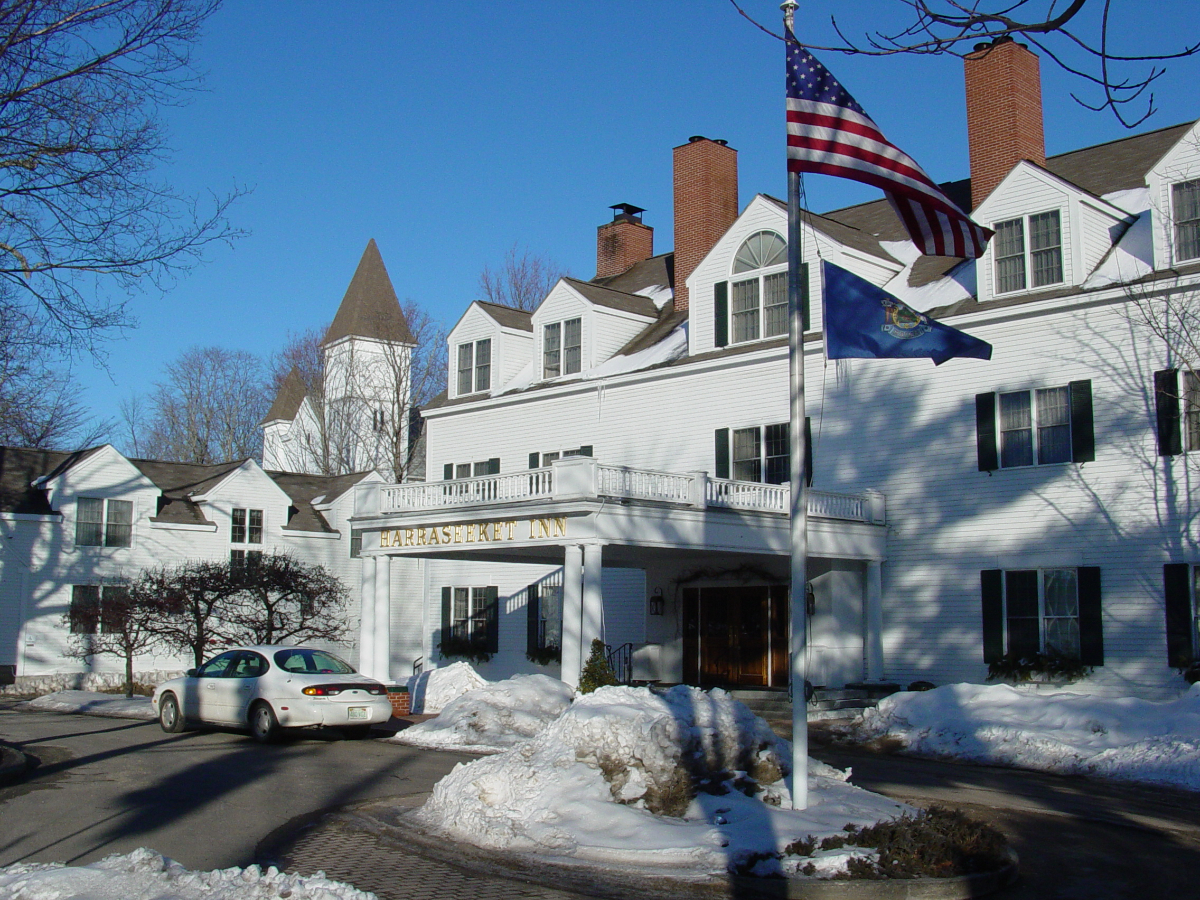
[3,39,1199,699]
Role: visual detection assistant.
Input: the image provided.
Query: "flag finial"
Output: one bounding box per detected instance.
[781,1,797,31]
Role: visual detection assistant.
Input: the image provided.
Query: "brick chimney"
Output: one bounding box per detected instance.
[596,203,653,278]
[964,36,1046,210]
[673,136,738,311]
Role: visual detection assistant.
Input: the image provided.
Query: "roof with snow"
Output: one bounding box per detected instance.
[323,239,416,347]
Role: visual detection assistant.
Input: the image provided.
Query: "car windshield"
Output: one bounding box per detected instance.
[273,648,356,675]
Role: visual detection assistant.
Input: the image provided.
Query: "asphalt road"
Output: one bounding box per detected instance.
[3,703,1200,900]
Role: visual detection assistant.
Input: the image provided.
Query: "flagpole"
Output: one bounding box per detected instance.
[782,0,809,811]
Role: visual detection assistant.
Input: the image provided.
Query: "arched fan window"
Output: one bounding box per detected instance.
[729,231,788,342]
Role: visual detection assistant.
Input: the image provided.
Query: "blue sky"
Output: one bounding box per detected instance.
[75,0,1200,430]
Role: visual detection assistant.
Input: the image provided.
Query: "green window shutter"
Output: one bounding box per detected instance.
[443,464,453,480]
[1078,566,1104,666]
[1069,380,1094,463]
[529,452,540,469]
[485,585,500,654]
[804,416,813,487]
[799,261,810,332]
[714,428,730,479]
[714,281,728,348]
[1155,369,1182,456]
[440,586,452,647]
[526,583,540,656]
[975,393,998,472]
[487,457,500,475]
[1164,563,1193,668]
[980,569,1004,664]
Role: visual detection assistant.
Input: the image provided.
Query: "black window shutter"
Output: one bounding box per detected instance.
[529,452,540,469]
[1164,563,1193,668]
[975,393,998,472]
[981,570,1004,664]
[804,416,813,487]
[487,457,500,475]
[1078,566,1104,666]
[799,261,810,332]
[440,586,452,644]
[1069,380,1095,463]
[1155,369,1182,457]
[578,445,593,457]
[714,281,729,348]
[526,583,540,656]
[484,585,500,654]
[443,463,453,480]
[715,428,730,479]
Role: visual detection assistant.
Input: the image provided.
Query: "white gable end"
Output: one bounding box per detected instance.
[1146,119,1200,270]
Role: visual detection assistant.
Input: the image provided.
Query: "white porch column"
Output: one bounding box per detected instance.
[359,556,377,678]
[865,560,885,681]
[561,545,584,689]
[581,543,604,660]
[374,555,392,683]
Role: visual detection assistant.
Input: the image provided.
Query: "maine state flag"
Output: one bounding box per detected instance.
[822,260,991,366]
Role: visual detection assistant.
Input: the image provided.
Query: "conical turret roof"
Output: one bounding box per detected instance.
[322,239,415,346]
[261,367,307,425]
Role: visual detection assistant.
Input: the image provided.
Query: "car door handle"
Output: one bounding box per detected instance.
[205,682,215,690]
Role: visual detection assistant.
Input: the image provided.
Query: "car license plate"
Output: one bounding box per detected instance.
[348,707,368,720]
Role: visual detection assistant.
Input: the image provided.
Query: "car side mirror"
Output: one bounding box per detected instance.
[186,668,198,678]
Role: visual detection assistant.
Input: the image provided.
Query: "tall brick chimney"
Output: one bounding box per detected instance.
[596,203,653,279]
[673,136,738,311]
[964,36,1046,210]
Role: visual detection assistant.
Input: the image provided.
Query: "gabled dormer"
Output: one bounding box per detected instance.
[36,445,159,551]
[1145,118,1200,272]
[529,278,658,383]
[446,301,533,400]
[973,161,1134,304]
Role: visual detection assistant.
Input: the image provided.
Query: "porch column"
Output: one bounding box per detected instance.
[561,544,584,689]
[374,554,392,683]
[581,543,604,662]
[865,560,885,681]
[359,556,376,678]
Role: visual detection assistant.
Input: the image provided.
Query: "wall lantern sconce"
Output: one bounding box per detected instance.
[648,587,665,616]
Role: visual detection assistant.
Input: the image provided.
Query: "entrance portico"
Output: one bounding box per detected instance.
[351,455,887,689]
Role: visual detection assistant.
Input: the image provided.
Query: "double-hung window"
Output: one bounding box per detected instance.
[456,339,491,395]
[993,211,1063,293]
[526,575,563,659]
[69,584,130,634]
[441,584,499,654]
[231,507,263,573]
[75,498,133,548]
[1173,179,1200,263]
[543,318,582,378]
[982,567,1103,666]
[976,381,1093,471]
[1164,563,1200,668]
[727,231,788,344]
[716,421,809,486]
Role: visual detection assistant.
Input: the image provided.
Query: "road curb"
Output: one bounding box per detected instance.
[0,743,29,783]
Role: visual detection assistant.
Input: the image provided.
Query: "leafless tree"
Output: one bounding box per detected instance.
[121,345,268,463]
[0,0,243,361]
[478,243,565,312]
[734,0,1200,127]
[64,582,163,697]
[222,552,349,646]
[137,559,237,667]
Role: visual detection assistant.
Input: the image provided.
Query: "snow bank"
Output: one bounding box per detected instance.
[412,685,909,875]
[28,690,156,720]
[407,661,487,714]
[0,847,373,900]
[853,682,1200,790]
[391,674,572,752]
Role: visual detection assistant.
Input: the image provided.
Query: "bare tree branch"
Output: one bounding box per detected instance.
[478,243,565,312]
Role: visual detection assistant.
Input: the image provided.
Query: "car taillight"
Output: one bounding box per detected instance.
[365,684,386,695]
[302,685,343,696]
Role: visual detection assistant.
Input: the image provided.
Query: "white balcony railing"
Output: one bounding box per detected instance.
[372,457,883,524]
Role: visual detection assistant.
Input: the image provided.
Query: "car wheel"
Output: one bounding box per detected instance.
[249,701,279,743]
[342,725,372,740]
[158,693,186,733]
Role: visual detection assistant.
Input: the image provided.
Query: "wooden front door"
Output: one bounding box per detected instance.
[683,586,788,687]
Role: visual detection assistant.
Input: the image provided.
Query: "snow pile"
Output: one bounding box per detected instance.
[852,682,1200,790]
[407,661,487,714]
[0,847,373,900]
[391,674,573,752]
[411,685,909,876]
[634,284,674,309]
[28,691,156,720]
[1083,209,1153,289]
[583,323,687,381]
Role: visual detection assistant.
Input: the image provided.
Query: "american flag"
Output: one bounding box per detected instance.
[786,34,992,259]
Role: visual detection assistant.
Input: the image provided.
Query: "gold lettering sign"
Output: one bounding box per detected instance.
[375,517,567,550]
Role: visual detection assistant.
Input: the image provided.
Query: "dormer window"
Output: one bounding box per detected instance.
[543,318,581,378]
[457,339,491,395]
[994,211,1062,294]
[730,231,788,343]
[1172,179,1200,262]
